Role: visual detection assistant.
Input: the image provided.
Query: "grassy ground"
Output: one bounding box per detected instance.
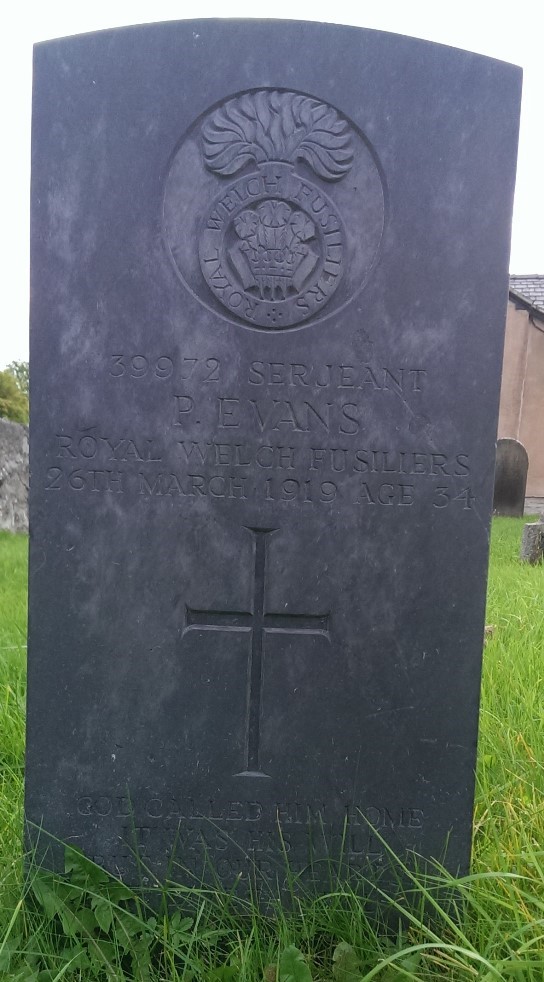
[0,520,543,980]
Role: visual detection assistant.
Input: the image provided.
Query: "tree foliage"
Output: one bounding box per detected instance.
[0,370,28,424]
[5,360,29,396]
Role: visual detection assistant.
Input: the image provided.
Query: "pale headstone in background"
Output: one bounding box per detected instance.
[520,521,544,564]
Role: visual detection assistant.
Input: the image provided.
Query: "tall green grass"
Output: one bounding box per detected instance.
[0,532,27,918]
[0,519,543,980]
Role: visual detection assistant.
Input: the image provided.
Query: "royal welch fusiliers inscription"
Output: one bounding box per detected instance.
[27,21,521,891]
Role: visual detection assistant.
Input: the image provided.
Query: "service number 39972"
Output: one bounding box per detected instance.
[109,355,220,382]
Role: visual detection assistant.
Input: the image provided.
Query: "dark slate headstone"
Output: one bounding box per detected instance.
[493,438,529,517]
[26,20,521,893]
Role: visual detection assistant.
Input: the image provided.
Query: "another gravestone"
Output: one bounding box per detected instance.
[493,438,529,517]
[26,21,521,893]
[520,520,544,564]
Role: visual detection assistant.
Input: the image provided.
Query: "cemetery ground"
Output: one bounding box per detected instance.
[0,520,543,981]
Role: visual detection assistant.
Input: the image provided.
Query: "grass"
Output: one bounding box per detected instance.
[0,519,543,979]
[0,532,27,919]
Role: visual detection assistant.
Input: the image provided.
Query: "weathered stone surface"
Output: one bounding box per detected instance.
[0,419,28,532]
[520,521,544,564]
[26,20,521,894]
[493,438,529,517]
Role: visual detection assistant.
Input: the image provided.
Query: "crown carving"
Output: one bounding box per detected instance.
[232,200,318,301]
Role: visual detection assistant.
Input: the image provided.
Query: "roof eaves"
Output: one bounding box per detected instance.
[509,288,544,324]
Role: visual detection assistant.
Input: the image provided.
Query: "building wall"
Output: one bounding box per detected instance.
[497,299,544,501]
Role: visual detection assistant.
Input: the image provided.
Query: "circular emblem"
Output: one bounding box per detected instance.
[199,165,346,328]
[164,90,385,331]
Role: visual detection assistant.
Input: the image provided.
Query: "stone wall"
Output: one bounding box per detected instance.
[0,418,28,532]
[525,497,544,517]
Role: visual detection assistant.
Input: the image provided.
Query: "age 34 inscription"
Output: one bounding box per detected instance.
[183,527,330,777]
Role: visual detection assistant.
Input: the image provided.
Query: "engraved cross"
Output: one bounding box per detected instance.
[182,526,330,778]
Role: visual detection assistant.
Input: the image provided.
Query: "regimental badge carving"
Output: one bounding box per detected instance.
[163,89,386,331]
[198,91,351,327]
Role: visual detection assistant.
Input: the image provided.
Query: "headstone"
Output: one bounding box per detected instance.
[493,438,529,516]
[26,20,521,894]
[520,521,544,564]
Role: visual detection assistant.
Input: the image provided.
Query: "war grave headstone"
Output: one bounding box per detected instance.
[26,21,521,894]
[493,438,529,517]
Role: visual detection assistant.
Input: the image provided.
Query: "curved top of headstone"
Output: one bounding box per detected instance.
[496,438,529,466]
[493,439,529,517]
